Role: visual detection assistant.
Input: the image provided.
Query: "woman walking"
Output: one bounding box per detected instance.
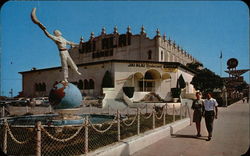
[191,92,204,137]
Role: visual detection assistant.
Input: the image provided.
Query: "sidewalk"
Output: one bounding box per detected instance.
[132,101,249,156]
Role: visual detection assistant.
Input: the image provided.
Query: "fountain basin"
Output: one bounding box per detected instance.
[0,114,115,127]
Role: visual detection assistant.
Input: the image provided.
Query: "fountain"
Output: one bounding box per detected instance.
[0,8,115,127]
[0,81,114,127]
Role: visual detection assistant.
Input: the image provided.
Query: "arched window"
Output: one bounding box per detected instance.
[84,79,89,90]
[148,50,152,60]
[89,79,95,89]
[145,72,154,80]
[78,80,83,89]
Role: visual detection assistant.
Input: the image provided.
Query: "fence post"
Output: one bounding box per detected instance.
[117,110,120,141]
[173,104,175,122]
[36,121,41,156]
[163,105,166,125]
[89,104,91,114]
[26,105,29,114]
[152,110,155,129]
[137,108,140,135]
[180,103,182,120]
[49,105,52,113]
[184,102,188,118]
[85,116,89,154]
[3,119,7,154]
[186,104,192,125]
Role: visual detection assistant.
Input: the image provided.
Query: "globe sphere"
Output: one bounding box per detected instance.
[49,81,83,109]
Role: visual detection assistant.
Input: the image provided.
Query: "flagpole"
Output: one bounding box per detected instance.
[220,51,222,77]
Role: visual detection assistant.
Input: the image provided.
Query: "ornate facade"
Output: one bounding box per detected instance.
[20,26,199,100]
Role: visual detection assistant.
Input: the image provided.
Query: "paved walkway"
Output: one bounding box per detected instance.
[132,101,249,156]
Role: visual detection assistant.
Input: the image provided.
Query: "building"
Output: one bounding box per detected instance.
[19,26,199,101]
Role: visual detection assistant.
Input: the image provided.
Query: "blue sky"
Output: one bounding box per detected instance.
[0,1,249,97]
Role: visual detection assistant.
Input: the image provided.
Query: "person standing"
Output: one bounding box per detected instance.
[204,92,218,141]
[191,92,204,137]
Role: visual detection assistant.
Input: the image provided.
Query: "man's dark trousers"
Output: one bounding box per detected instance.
[205,111,215,138]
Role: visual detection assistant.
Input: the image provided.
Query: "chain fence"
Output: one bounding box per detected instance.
[0,103,191,156]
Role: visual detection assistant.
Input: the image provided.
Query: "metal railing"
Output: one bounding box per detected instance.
[0,103,191,156]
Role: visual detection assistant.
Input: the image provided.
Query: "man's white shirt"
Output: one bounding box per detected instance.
[204,98,218,111]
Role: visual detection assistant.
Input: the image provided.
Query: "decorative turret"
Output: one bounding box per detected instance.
[101,27,106,35]
[127,25,131,34]
[114,25,118,34]
[140,25,146,35]
[184,50,187,56]
[90,32,94,40]
[163,33,167,41]
[173,41,176,47]
[168,37,172,44]
[80,36,84,43]
[156,28,161,37]
[177,45,180,50]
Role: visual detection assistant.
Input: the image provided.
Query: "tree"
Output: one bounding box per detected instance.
[186,62,203,72]
[236,81,248,92]
[101,71,114,88]
[191,68,224,93]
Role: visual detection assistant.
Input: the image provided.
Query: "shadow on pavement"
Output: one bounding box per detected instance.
[171,134,207,140]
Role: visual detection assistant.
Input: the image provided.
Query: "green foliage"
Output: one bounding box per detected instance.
[191,68,224,93]
[171,88,181,98]
[236,81,248,92]
[186,62,203,72]
[101,71,114,88]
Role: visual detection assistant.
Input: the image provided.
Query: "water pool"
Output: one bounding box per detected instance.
[0,114,115,127]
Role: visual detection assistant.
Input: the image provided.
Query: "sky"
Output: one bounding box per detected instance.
[0,1,249,97]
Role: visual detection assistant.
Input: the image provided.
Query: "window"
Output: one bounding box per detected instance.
[119,34,127,47]
[148,50,152,60]
[84,79,89,90]
[78,80,83,89]
[145,72,153,79]
[89,79,95,89]
[139,81,155,92]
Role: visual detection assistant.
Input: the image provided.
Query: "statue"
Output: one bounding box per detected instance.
[31,8,81,82]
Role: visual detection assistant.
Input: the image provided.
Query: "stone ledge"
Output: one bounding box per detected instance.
[85,118,191,156]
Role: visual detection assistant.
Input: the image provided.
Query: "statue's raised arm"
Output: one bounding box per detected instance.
[31,8,46,30]
[31,8,81,82]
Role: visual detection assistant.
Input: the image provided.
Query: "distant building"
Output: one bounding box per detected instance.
[19,26,199,101]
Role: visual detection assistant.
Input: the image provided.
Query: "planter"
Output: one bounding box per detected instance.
[171,88,181,99]
[173,98,179,103]
[123,87,135,98]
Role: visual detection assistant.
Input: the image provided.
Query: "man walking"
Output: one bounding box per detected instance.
[204,92,218,141]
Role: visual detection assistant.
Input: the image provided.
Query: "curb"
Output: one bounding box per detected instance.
[86,118,191,156]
